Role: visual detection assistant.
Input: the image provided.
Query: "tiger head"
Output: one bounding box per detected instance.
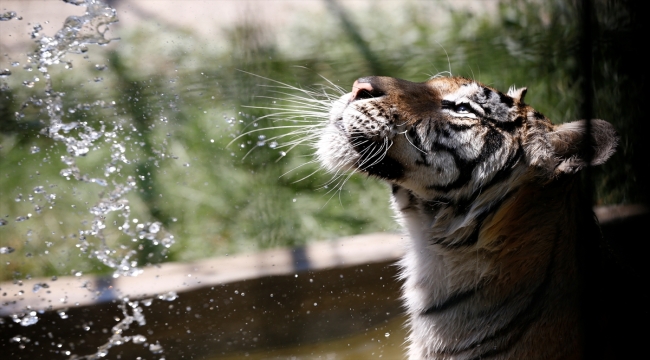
[317,76,618,200]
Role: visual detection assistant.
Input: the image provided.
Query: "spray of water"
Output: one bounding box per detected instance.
[2,1,175,358]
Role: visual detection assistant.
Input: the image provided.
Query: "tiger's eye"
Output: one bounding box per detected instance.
[454,103,472,113]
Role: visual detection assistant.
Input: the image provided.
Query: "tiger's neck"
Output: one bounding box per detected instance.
[392,175,587,360]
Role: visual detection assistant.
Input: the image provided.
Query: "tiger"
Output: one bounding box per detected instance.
[315,75,619,359]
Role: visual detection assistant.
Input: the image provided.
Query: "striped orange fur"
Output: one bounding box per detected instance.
[316,76,618,359]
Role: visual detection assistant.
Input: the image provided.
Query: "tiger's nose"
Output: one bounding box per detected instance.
[351,77,385,101]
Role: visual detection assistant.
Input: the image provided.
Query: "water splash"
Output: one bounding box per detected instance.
[21,0,176,281]
[28,0,118,70]
[3,1,175,359]
[69,295,177,359]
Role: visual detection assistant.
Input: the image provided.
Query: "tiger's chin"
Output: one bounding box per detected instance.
[315,125,359,174]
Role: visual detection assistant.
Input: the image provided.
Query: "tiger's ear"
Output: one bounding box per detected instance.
[548,119,618,174]
[507,86,527,103]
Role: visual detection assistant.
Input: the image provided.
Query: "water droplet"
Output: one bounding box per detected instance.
[149,222,160,233]
[61,156,75,165]
[1,246,15,253]
[95,64,107,71]
[22,80,35,88]
[33,186,45,194]
[0,69,11,77]
[161,237,174,248]
[29,146,40,154]
[157,291,178,301]
[20,312,39,326]
[33,283,49,293]
[131,334,146,344]
[0,11,18,21]
[55,308,68,320]
[70,145,89,156]
[91,178,107,186]
[385,332,390,337]
[10,335,28,343]
[149,342,164,354]
[269,141,278,149]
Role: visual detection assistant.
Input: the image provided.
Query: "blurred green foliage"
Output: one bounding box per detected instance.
[0,0,644,281]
